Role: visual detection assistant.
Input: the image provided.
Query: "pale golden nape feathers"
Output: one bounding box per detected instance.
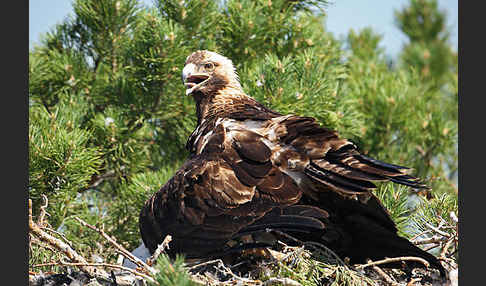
[139,50,446,277]
[183,50,242,96]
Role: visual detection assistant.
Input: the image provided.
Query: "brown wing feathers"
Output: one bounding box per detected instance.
[235,205,328,237]
[274,115,427,195]
[140,124,303,257]
[140,115,429,259]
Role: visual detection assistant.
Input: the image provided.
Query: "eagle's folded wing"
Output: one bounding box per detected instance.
[139,122,303,257]
[273,115,427,194]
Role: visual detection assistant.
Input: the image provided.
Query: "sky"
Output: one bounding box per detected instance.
[29,0,458,59]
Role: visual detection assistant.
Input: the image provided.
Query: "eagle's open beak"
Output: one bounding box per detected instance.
[182,63,210,95]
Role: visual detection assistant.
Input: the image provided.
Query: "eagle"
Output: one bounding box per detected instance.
[139,50,445,276]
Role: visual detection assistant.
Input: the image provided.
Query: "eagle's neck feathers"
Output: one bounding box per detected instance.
[187,83,280,154]
[194,85,247,124]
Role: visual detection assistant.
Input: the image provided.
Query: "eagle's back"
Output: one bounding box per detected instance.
[140,111,434,265]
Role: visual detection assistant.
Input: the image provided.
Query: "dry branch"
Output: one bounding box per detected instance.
[37,194,49,227]
[406,278,422,286]
[424,222,451,238]
[410,230,432,241]
[147,235,172,266]
[423,243,441,252]
[412,236,446,245]
[32,259,155,282]
[74,217,156,275]
[370,264,399,286]
[355,256,430,270]
[263,277,302,286]
[266,228,346,266]
[41,227,74,248]
[188,258,260,285]
[440,237,455,260]
[29,199,110,280]
[29,199,155,286]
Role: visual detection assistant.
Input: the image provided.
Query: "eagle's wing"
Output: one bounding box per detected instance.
[257,115,428,233]
[140,114,426,255]
[240,115,445,275]
[268,115,426,192]
[139,114,444,276]
[139,121,323,257]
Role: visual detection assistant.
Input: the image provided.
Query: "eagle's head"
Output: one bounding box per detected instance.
[182,50,241,97]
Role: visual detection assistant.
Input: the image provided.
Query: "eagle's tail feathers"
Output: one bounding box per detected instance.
[304,164,376,195]
[389,175,429,189]
[353,154,410,172]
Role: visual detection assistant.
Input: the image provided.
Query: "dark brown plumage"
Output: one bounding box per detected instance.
[139,50,445,276]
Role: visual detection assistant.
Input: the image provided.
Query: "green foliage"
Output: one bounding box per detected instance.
[411,193,458,238]
[346,28,385,62]
[375,185,411,237]
[342,25,457,196]
[29,96,103,228]
[150,254,196,286]
[109,163,181,246]
[29,0,457,283]
[395,0,457,85]
[254,248,376,286]
[241,49,362,138]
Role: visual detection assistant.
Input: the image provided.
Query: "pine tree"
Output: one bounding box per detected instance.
[29,0,457,283]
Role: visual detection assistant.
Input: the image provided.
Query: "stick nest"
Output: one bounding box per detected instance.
[28,197,457,286]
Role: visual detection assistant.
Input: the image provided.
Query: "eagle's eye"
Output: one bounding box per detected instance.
[204,62,214,70]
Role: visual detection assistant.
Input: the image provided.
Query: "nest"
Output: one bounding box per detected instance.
[29,197,457,286]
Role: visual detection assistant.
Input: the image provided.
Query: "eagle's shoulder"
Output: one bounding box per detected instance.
[226,98,281,121]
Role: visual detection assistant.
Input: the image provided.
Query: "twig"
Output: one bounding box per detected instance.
[41,227,74,248]
[355,256,430,270]
[371,264,399,286]
[424,222,451,238]
[32,259,155,282]
[303,241,347,266]
[38,194,49,227]
[438,256,456,267]
[74,217,156,275]
[85,169,119,190]
[28,199,111,281]
[279,246,306,263]
[446,245,458,259]
[266,228,303,245]
[440,237,454,260]
[410,230,432,241]
[189,258,257,284]
[264,277,302,286]
[412,236,446,245]
[265,228,346,266]
[30,236,60,254]
[188,259,226,271]
[147,235,172,266]
[423,243,441,252]
[406,277,422,286]
[29,199,156,285]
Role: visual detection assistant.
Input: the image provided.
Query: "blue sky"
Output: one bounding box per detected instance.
[29,0,458,58]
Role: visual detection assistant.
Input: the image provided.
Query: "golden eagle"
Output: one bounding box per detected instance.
[139,50,445,276]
